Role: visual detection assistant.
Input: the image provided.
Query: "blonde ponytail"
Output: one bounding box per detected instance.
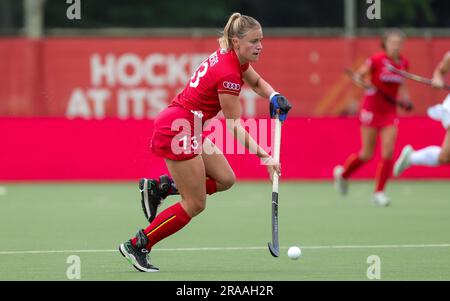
[218,12,261,50]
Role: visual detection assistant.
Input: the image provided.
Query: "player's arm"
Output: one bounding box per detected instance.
[219,93,270,159]
[397,82,413,111]
[243,65,275,98]
[219,93,280,178]
[243,65,292,122]
[353,60,373,88]
[398,82,410,101]
[432,51,450,89]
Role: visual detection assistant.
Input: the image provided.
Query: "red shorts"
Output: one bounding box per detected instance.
[359,108,398,129]
[360,95,398,129]
[150,104,204,161]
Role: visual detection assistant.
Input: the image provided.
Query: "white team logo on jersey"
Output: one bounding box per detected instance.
[223,81,241,91]
[209,52,219,67]
[190,110,204,118]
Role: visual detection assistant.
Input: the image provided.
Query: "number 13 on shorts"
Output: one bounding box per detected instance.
[170,132,202,156]
[179,135,200,152]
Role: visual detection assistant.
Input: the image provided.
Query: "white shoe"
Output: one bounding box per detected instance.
[373,192,390,207]
[333,165,348,196]
[428,104,450,129]
[394,145,413,177]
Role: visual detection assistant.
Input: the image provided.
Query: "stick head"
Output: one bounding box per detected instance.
[268,242,279,257]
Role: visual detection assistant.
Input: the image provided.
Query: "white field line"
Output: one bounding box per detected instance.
[1,243,450,255]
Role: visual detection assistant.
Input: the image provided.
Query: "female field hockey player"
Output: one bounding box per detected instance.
[394,51,450,175]
[119,13,292,272]
[333,29,412,206]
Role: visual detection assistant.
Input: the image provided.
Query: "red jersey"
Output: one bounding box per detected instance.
[362,52,409,114]
[172,48,249,121]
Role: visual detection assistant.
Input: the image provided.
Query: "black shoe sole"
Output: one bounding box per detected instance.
[139,178,161,223]
[139,179,151,222]
[119,243,159,273]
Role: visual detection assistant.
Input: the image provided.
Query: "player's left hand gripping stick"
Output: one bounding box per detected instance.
[270,92,292,122]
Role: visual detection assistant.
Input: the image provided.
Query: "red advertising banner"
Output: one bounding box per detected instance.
[0,37,449,118]
[1,117,448,181]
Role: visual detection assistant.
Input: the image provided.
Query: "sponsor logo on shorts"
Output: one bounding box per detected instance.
[223,81,241,91]
[360,109,374,124]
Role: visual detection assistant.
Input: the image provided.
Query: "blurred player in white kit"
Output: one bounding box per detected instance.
[394,51,450,176]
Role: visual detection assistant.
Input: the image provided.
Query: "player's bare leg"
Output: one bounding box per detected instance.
[438,128,450,164]
[165,155,207,217]
[359,126,378,162]
[374,125,397,206]
[202,138,236,192]
[120,156,205,272]
[334,126,376,196]
[140,138,233,222]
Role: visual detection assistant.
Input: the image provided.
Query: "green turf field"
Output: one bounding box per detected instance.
[0,181,449,281]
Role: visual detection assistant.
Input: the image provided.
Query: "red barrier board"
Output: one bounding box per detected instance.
[1,37,449,118]
[1,117,449,181]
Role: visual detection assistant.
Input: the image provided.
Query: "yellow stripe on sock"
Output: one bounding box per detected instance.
[146,215,177,237]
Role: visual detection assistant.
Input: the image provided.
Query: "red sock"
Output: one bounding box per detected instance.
[205,177,217,195]
[131,202,191,250]
[375,159,392,192]
[342,154,366,179]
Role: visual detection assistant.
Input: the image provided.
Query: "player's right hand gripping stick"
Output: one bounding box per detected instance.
[399,99,414,112]
[270,92,292,122]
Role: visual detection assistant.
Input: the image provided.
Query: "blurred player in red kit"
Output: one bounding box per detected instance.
[119,13,292,272]
[394,51,450,176]
[334,29,412,206]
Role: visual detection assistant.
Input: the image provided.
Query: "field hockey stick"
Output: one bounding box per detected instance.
[268,114,281,258]
[385,63,450,90]
[344,68,413,111]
